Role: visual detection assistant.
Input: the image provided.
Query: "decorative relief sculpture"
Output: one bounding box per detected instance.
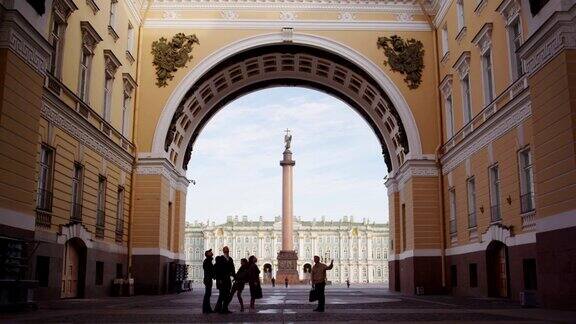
[377,35,425,89]
[151,33,199,87]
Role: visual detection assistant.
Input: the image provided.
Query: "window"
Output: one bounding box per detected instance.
[519,148,535,213]
[116,263,123,279]
[36,256,50,287]
[95,261,104,285]
[456,0,465,31]
[103,76,113,122]
[482,49,495,104]
[441,24,449,56]
[109,0,118,29]
[489,165,501,222]
[450,264,458,287]
[523,258,537,290]
[401,204,406,251]
[445,94,454,138]
[461,75,472,124]
[127,23,135,54]
[115,186,125,242]
[96,175,107,238]
[449,188,457,234]
[508,18,524,80]
[167,202,173,249]
[71,163,84,222]
[79,50,92,101]
[467,177,477,228]
[469,263,478,287]
[49,16,65,77]
[37,144,54,211]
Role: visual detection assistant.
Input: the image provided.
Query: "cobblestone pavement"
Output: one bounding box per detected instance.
[3,285,576,323]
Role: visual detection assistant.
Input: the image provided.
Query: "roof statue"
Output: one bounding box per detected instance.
[284,129,292,150]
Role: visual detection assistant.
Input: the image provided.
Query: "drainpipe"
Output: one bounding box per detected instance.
[418,0,447,290]
[127,0,152,279]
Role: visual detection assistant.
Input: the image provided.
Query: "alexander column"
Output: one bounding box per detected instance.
[276,129,300,284]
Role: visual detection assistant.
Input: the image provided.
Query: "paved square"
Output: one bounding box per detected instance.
[3,285,575,323]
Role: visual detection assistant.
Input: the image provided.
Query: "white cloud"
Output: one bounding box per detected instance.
[186,88,388,224]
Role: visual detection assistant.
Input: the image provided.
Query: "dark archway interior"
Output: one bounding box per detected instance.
[164,44,410,172]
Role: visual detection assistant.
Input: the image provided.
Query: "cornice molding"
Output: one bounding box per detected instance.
[496,0,520,26]
[143,18,431,30]
[136,158,191,191]
[394,159,439,191]
[472,22,493,54]
[452,51,470,79]
[41,93,135,172]
[433,0,452,27]
[439,74,453,98]
[519,4,576,76]
[440,90,531,174]
[148,0,434,13]
[80,21,103,53]
[103,49,122,77]
[0,5,51,75]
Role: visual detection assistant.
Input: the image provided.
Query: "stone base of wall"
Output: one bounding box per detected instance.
[132,254,185,295]
[388,256,443,295]
[536,226,576,310]
[447,242,536,302]
[32,240,128,300]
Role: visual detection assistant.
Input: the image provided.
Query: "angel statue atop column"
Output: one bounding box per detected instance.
[284,129,292,150]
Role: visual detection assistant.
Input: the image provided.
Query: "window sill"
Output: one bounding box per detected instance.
[108,25,119,42]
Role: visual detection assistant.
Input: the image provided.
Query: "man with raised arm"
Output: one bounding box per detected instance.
[310,256,333,312]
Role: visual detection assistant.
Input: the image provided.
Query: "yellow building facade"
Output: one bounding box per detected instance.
[0,0,574,309]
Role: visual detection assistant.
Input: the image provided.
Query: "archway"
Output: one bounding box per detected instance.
[61,238,87,299]
[150,33,423,176]
[134,33,435,295]
[486,241,509,298]
[263,263,273,284]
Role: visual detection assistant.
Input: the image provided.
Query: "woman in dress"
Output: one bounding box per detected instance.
[228,258,249,311]
[247,255,262,310]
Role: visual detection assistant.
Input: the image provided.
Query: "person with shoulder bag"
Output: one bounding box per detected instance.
[247,255,262,310]
[310,256,333,312]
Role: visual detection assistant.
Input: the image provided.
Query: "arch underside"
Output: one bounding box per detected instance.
[163,44,410,172]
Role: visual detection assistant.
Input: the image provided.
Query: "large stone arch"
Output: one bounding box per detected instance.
[149,32,423,174]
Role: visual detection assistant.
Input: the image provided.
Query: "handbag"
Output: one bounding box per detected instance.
[309,286,318,302]
[253,281,263,299]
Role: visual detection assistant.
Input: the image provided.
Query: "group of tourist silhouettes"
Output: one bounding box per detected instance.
[202,246,334,314]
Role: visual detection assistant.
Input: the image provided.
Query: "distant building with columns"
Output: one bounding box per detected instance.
[184,216,389,284]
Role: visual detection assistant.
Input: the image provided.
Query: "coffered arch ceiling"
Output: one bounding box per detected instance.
[161,44,415,173]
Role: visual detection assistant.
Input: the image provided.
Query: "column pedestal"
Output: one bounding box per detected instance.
[276,250,300,284]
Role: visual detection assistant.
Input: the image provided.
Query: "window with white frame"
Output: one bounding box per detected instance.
[103,50,121,122]
[456,0,465,32]
[103,76,113,121]
[96,175,107,237]
[49,17,65,77]
[481,48,495,104]
[519,148,535,213]
[71,163,84,221]
[79,50,92,101]
[109,0,118,29]
[489,165,501,222]
[445,94,455,138]
[449,188,457,234]
[37,144,54,211]
[79,22,102,103]
[461,74,472,124]
[127,23,135,54]
[441,24,449,57]
[467,177,477,228]
[115,186,125,241]
[508,17,523,80]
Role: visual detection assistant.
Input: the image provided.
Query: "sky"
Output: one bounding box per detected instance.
[185,87,388,224]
